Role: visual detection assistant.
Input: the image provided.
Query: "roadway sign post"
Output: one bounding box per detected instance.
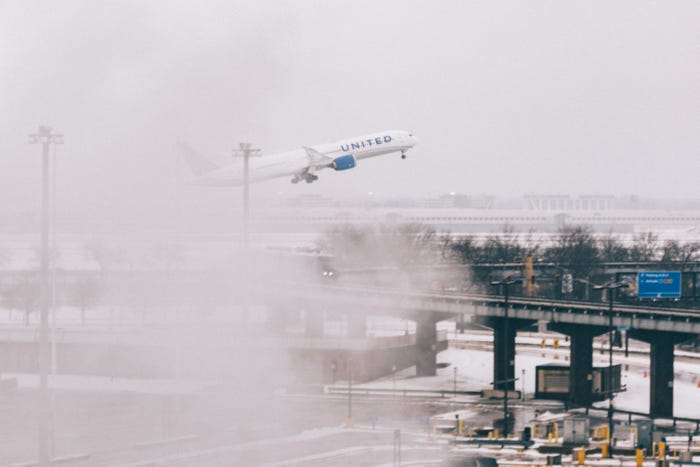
[637,272,682,299]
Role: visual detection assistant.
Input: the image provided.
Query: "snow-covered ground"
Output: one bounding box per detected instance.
[2,334,690,419]
[356,333,700,420]
[2,307,699,419]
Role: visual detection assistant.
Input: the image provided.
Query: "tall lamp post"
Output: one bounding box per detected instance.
[347,356,353,426]
[232,143,260,250]
[491,275,520,437]
[29,126,63,467]
[592,280,629,450]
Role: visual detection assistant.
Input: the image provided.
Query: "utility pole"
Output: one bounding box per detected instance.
[347,356,353,426]
[608,288,613,440]
[51,143,58,375]
[593,280,629,456]
[232,143,260,329]
[491,275,520,438]
[29,125,63,467]
[232,143,260,250]
[453,366,457,396]
[503,280,510,437]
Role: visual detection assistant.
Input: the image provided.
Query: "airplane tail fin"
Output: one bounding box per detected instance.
[179,142,220,176]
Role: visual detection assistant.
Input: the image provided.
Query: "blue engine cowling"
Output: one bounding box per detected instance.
[332,154,356,171]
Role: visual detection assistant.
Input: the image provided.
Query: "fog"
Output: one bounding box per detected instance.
[1,1,699,464]
[2,0,699,221]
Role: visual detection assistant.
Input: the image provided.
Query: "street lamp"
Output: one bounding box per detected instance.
[592,280,629,452]
[29,126,62,467]
[347,356,353,425]
[453,366,458,396]
[232,143,260,250]
[491,275,521,437]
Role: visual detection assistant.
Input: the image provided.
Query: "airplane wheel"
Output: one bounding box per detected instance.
[401,154,407,159]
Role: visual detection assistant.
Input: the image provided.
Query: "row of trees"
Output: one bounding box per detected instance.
[0,240,187,326]
[319,223,700,302]
[321,223,700,270]
[2,225,698,324]
[1,274,100,325]
[450,225,700,278]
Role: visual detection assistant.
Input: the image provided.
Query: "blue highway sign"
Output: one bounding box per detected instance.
[637,271,681,298]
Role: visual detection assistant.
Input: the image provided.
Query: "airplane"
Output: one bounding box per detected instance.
[180,130,418,185]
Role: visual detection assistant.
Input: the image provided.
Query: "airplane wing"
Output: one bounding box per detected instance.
[303,146,334,171]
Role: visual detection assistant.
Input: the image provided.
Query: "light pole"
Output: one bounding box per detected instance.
[232,143,260,250]
[491,275,520,437]
[29,125,63,467]
[453,366,457,396]
[347,356,353,425]
[592,280,629,451]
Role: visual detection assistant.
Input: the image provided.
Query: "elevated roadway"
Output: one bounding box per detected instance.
[273,283,700,419]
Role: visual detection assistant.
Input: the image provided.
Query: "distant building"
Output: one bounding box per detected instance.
[524,194,615,212]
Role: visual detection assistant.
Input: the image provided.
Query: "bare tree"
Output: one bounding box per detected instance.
[320,223,441,268]
[449,235,480,263]
[598,233,630,262]
[630,232,659,262]
[71,278,101,326]
[544,225,599,279]
[84,240,125,328]
[5,273,40,325]
[660,240,700,266]
[479,224,525,263]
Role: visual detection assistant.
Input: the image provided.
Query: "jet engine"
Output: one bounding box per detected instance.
[332,154,356,171]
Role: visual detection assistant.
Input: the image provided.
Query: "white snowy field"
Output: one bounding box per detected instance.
[355,328,700,420]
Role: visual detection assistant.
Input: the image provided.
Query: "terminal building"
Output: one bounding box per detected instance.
[247,192,700,237]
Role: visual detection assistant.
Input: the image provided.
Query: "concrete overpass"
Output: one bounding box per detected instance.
[274,283,700,418]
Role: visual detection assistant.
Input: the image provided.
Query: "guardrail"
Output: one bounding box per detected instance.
[286,282,700,317]
[280,282,700,330]
[577,406,700,432]
[326,385,483,398]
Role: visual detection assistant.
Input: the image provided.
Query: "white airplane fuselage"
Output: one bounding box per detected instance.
[188,130,418,186]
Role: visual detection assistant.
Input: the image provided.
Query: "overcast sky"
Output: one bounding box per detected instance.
[1,1,698,219]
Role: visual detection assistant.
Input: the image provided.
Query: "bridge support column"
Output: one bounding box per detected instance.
[347,312,367,339]
[304,309,323,338]
[628,330,692,419]
[476,317,535,390]
[651,337,675,419]
[416,312,438,377]
[494,323,516,390]
[549,323,607,407]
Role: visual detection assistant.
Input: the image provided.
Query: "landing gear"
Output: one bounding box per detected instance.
[291,172,318,184]
[401,150,407,160]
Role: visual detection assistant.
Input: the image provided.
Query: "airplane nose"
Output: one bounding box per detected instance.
[411,135,420,146]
